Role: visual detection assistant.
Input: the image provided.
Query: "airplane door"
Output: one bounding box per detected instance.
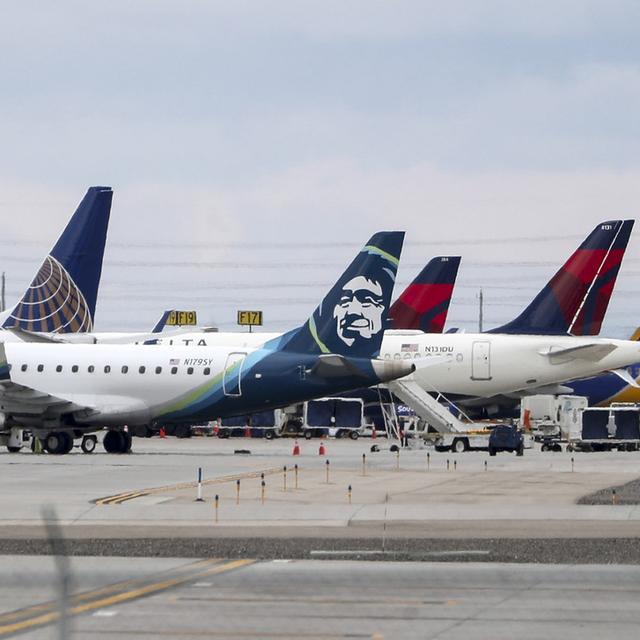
[471,341,491,380]
[223,352,246,397]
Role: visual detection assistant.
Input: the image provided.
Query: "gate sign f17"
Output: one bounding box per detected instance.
[237,310,263,327]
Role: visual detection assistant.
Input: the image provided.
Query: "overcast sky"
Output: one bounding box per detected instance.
[1,1,639,336]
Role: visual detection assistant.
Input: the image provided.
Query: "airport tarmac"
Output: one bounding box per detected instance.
[1,556,640,639]
[1,437,640,560]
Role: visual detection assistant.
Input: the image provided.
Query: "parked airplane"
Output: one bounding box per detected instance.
[0,232,414,454]
[388,256,461,332]
[489,219,633,336]
[0,186,112,335]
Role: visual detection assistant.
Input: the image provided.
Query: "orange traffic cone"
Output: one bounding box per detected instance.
[293,440,300,456]
[371,426,377,439]
[244,425,251,438]
[318,440,326,456]
[159,427,166,439]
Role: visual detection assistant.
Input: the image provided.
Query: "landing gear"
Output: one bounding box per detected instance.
[103,430,132,454]
[81,435,98,454]
[45,432,73,455]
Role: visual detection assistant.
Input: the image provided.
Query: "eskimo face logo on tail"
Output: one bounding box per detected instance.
[333,276,385,346]
[3,255,92,333]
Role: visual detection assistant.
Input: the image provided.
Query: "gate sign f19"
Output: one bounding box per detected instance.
[237,310,263,326]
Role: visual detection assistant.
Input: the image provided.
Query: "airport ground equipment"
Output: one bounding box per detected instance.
[520,394,588,450]
[565,404,640,451]
[488,424,524,456]
[387,379,503,452]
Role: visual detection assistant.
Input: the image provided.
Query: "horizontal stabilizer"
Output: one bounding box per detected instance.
[610,368,640,389]
[540,342,617,364]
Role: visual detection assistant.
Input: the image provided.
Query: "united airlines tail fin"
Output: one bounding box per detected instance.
[273,232,405,358]
[389,256,461,332]
[490,220,634,336]
[1,186,112,333]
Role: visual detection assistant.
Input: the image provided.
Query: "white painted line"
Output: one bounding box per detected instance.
[92,609,118,617]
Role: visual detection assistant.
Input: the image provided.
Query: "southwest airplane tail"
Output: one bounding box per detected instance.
[1,186,112,334]
[491,220,634,336]
[388,256,461,332]
[273,231,405,358]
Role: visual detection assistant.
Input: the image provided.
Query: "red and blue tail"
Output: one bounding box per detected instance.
[1,186,112,333]
[491,220,634,336]
[388,256,461,332]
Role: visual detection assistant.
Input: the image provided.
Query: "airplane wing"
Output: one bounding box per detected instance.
[0,378,95,419]
[540,343,617,364]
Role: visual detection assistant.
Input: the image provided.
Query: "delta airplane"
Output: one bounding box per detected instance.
[0,232,413,454]
[0,186,112,336]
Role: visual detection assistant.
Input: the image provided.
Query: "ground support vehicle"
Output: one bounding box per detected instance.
[385,379,526,452]
[520,394,588,451]
[488,424,525,456]
[565,405,640,452]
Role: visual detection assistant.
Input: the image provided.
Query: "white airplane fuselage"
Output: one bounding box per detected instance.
[141,329,640,398]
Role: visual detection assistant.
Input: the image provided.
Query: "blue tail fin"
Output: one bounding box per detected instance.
[490,220,633,336]
[2,186,112,333]
[389,256,461,332]
[274,232,405,358]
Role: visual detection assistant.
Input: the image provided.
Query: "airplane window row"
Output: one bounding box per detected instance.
[383,353,423,360]
[20,364,211,376]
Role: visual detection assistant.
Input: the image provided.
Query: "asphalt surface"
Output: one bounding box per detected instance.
[2,557,640,639]
[2,438,640,563]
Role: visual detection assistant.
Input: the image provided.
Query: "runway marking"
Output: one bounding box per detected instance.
[95,467,284,504]
[0,558,254,637]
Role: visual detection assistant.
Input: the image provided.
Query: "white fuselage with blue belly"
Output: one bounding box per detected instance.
[144,329,640,398]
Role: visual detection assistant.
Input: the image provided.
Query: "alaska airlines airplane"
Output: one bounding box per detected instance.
[0,186,112,335]
[0,232,413,454]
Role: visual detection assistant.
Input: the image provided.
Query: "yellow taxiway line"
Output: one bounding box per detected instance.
[0,558,254,636]
[95,466,285,505]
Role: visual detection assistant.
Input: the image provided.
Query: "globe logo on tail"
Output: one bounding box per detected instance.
[4,255,93,333]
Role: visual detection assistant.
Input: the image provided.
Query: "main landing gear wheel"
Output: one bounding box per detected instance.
[45,432,73,455]
[81,435,98,454]
[103,430,132,454]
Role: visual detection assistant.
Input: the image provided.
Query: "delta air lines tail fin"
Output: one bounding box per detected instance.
[1,186,112,333]
[388,256,461,332]
[490,220,633,336]
[272,232,405,358]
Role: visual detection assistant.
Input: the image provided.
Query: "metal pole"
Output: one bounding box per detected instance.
[478,288,484,332]
[196,467,204,502]
[42,506,71,640]
[0,272,5,313]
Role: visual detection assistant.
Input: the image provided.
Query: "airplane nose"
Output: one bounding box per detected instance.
[371,359,415,383]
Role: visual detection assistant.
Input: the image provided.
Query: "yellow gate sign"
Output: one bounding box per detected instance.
[166,310,197,326]
[237,310,263,327]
